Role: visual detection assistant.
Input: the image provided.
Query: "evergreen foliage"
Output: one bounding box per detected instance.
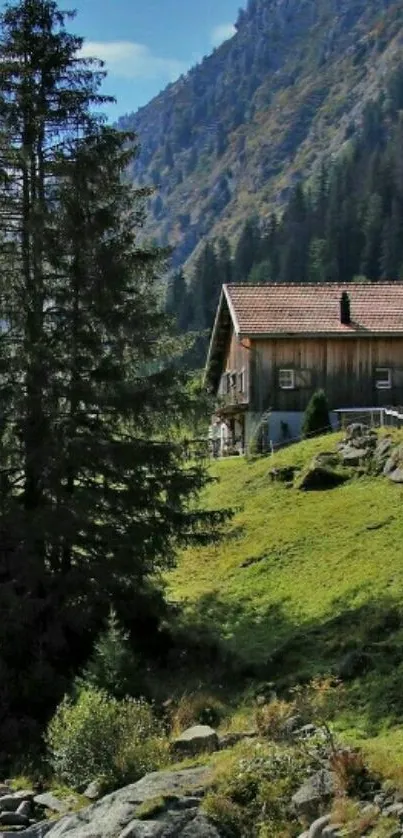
[0,0,227,766]
[77,610,141,700]
[302,391,332,439]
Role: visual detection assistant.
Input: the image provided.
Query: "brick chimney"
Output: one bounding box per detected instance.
[340,291,351,325]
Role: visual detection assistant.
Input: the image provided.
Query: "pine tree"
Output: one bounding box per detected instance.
[0,0,227,761]
[301,390,332,439]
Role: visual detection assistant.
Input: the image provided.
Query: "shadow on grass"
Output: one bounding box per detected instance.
[172,589,403,733]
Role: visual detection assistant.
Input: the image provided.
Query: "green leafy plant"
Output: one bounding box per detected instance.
[46,688,168,791]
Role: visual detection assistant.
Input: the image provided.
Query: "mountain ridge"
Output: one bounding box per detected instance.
[118,0,403,269]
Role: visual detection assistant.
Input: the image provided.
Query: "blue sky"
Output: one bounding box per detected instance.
[52,0,242,120]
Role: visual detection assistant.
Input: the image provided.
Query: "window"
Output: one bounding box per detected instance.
[238,369,245,393]
[279,369,295,390]
[230,372,237,390]
[375,368,392,390]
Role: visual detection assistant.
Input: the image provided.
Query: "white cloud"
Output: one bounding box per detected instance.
[78,40,187,82]
[210,23,236,47]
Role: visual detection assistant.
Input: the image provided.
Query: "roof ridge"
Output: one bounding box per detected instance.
[225,281,403,288]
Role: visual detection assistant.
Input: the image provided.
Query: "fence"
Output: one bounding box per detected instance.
[334,407,403,430]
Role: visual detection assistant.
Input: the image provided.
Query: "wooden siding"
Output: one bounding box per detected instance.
[251,336,403,411]
[217,330,251,401]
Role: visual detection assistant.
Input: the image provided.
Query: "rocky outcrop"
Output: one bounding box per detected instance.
[27,767,218,838]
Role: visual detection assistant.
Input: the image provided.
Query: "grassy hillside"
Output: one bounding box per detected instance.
[168,431,403,764]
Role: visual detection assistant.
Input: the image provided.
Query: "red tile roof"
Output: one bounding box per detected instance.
[224,283,403,335]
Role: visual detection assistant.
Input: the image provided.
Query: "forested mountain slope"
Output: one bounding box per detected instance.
[118,0,403,268]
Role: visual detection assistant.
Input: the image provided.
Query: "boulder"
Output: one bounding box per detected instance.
[32,767,217,838]
[0,793,20,811]
[34,792,69,814]
[384,443,403,477]
[0,810,30,826]
[340,446,369,466]
[16,799,32,817]
[388,468,403,484]
[295,465,348,491]
[322,826,343,837]
[291,770,336,818]
[0,786,10,798]
[171,725,219,757]
[308,814,331,838]
[83,780,104,801]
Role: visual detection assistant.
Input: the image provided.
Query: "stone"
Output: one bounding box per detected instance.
[33,767,216,838]
[295,465,348,491]
[340,447,369,466]
[34,793,69,814]
[308,814,331,838]
[10,822,52,838]
[0,811,30,826]
[0,786,10,798]
[388,468,403,483]
[322,827,343,837]
[13,788,36,801]
[83,780,104,801]
[0,793,20,811]
[16,799,32,817]
[291,770,336,818]
[171,725,219,757]
[383,802,403,818]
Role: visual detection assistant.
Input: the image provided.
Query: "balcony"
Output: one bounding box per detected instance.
[216,370,249,415]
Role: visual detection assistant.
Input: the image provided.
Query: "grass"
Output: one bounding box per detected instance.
[167,430,403,773]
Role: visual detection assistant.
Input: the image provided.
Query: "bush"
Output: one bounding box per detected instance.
[301,390,332,439]
[46,688,168,791]
[255,699,296,741]
[203,746,308,837]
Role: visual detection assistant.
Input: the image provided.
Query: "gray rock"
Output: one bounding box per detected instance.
[83,779,104,801]
[40,767,215,838]
[322,827,342,837]
[341,447,369,466]
[0,786,10,798]
[383,802,403,818]
[292,770,336,818]
[0,793,21,811]
[388,468,403,483]
[0,810,30,826]
[16,799,32,817]
[308,814,331,837]
[172,726,219,757]
[13,789,36,801]
[9,822,52,838]
[34,793,69,813]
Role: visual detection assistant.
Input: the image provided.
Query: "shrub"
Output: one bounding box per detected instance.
[203,746,308,838]
[301,390,332,439]
[255,699,296,741]
[170,692,225,734]
[330,748,379,799]
[46,688,168,791]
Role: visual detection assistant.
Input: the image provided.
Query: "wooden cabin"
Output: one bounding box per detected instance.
[205,282,403,454]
